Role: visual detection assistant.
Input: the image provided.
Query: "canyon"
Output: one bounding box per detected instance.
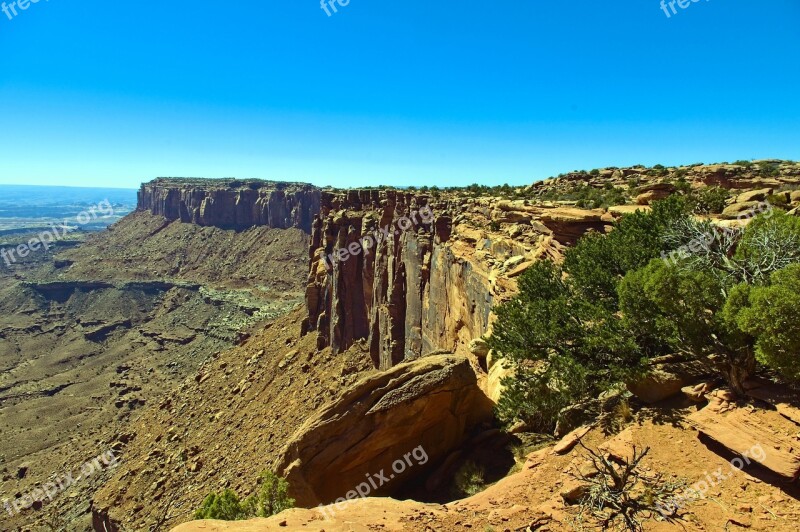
[2,163,800,531]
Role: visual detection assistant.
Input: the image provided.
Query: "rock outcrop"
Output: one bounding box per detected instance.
[276,355,494,506]
[137,178,321,232]
[626,357,714,404]
[303,191,493,368]
[689,397,800,480]
[302,191,588,369]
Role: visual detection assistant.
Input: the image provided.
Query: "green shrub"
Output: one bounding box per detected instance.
[757,161,781,177]
[195,472,294,521]
[489,198,693,427]
[766,193,790,208]
[453,461,486,497]
[689,186,730,214]
[735,210,800,283]
[618,259,755,391]
[724,264,800,380]
[489,260,643,429]
[674,177,692,195]
[194,489,248,521]
[491,196,800,426]
[242,471,295,518]
[565,195,691,307]
[649,164,669,177]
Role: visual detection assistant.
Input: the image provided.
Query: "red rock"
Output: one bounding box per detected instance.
[688,405,800,480]
[552,426,592,455]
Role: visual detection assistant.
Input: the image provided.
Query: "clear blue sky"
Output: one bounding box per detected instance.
[0,1,798,189]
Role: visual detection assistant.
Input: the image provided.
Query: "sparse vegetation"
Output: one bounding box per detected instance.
[612,397,633,426]
[757,161,781,177]
[534,181,630,209]
[453,461,486,497]
[194,471,294,521]
[569,443,683,532]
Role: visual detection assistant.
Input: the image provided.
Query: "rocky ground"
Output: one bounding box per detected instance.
[172,399,800,531]
[91,307,378,531]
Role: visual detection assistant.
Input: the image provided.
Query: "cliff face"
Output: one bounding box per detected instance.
[302,191,562,369]
[137,178,321,232]
[135,180,607,372]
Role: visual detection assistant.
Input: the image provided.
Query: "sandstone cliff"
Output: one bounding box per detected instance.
[301,190,602,369]
[137,178,321,232]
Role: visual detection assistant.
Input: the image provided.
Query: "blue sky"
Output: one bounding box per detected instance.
[0,0,798,189]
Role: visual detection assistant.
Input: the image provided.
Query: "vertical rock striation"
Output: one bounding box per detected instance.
[303,190,496,369]
[137,178,321,232]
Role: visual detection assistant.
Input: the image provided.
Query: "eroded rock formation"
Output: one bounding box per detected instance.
[302,190,603,368]
[137,178,321,232]
[276,354,494,506]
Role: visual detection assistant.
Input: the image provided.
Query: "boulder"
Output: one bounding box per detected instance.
[276,355,494,506]
[635,183,676,205]
[744,381,800,426]
[736,188,773,203]
[495,210,533,224]
[552,425,592,455]
[560,481,588,504]
[607,204,651,217]
[485,351,513,403]
[599,427,635,462]
[507,260,534,278]
[721,201,761,219]
[627,359,712,404]
[536,207,611,245]
[502,255,526,270]
[682,382,714,402]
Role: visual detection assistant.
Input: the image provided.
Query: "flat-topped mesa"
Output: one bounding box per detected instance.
[137,178,321,232]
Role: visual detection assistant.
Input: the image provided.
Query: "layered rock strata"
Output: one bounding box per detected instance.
[137,178,321,232]
[302,190,595,369]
